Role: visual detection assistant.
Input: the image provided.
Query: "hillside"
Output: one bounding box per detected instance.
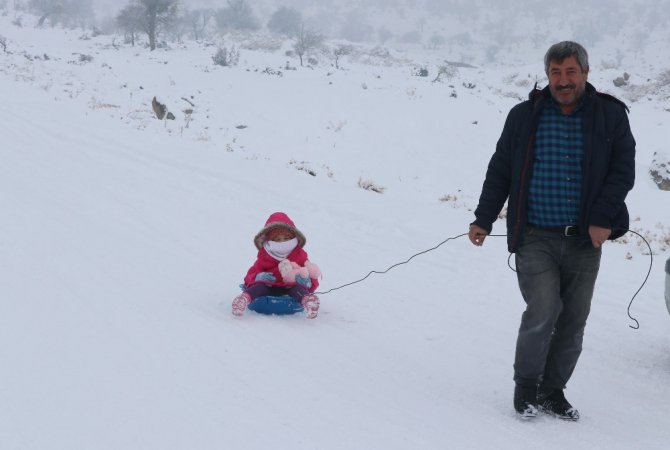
[1,8,670,450]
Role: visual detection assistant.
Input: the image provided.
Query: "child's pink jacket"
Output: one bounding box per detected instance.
[243,246,319,293]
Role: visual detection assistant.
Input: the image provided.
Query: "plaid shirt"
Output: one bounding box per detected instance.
[527,99,584,227]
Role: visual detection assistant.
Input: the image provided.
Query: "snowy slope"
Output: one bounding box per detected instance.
[1,10,670,450]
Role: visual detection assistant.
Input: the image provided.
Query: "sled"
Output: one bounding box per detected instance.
[238,284,304,316]
[248,295,304,315]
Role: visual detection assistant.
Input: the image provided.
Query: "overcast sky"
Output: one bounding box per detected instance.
[84,0,669,54]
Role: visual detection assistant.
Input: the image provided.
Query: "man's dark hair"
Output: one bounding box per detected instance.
[544,41,589,73]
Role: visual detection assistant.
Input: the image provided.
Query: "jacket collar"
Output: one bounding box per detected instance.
[528,82,629,113]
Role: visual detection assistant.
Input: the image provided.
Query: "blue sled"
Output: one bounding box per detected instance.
[248,296,304,315]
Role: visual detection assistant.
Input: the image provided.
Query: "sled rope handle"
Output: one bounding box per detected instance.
[621,230,653,329]
[315,232,472,295]
[315,230,653,330]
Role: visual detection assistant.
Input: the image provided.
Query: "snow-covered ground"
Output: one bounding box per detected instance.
[1,8,669,450]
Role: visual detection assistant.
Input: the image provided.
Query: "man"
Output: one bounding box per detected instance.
[468,41,635,420]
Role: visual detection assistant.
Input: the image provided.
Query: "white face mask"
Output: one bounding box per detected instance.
[264,237,298,260]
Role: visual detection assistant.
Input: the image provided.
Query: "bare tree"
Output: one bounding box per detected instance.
[293,23,323,67]
[332,44,353,69]
[116,3,144,46]
[117,0,178,50]
[140,0,178,50]
[29,0,62,27]
[30,0,93,28]
[432,64,458,83]
[184,8,214,41]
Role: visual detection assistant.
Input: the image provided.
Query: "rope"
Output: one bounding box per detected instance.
[315,230,653,329]
[621,230,654,329]
[315,232,470,295]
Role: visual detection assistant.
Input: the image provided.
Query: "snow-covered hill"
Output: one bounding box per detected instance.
[1,8,669,450]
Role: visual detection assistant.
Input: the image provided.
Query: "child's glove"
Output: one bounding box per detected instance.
[278,259,308,283]
[255,272,276,283]
[295,274,312,288]
[278,259,294,280]
[305,260,321,279]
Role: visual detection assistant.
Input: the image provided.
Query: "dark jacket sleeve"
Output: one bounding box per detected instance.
[472,105,519,233]
[588,105,636,237]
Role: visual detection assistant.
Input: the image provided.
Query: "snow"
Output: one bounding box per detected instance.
[1,9,670,450]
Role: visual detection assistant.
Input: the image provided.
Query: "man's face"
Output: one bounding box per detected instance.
[547,55,589,112]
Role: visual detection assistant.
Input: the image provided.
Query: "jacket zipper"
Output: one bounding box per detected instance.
[510,94,543,250]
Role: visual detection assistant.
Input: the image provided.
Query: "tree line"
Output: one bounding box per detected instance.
[24,0,320,53]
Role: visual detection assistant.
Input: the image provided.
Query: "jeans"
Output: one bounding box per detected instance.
[513,227,602,390]
[245,283,309,303]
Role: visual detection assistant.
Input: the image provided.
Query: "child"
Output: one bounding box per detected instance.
[232,212,322,319]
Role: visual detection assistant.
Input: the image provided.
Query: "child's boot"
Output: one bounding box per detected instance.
[232,292,251,316]
[301,294,320,319]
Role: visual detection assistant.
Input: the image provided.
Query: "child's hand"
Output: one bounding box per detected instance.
[255,272,276,283]
[305,261,321,279]
[295,274,312,288]
[278,259,293,280]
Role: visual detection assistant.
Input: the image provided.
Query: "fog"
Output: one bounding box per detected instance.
[2,1,670,449]
[90,0,670,41]
[90,0,670,29]
[12,0,670,67]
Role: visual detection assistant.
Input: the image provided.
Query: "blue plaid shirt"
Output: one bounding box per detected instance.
[527,99,584,227]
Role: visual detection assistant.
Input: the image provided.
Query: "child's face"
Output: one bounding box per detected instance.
[266,228,296,242]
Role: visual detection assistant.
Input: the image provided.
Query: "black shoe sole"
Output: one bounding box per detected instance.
[539,405,580,421]
[515,405,538,419]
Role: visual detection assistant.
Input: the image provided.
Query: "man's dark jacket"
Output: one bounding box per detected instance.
[473,82,636,252]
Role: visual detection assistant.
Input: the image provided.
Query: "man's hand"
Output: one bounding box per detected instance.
[588,225,611,248]
[469,224,489,246]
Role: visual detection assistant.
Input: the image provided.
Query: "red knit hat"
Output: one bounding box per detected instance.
[254,212,307,250]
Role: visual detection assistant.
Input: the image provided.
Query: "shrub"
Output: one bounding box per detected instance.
[414,67,429,77]
[212,46,239,67]
[432,65,457,82]
[358,177,385,194]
